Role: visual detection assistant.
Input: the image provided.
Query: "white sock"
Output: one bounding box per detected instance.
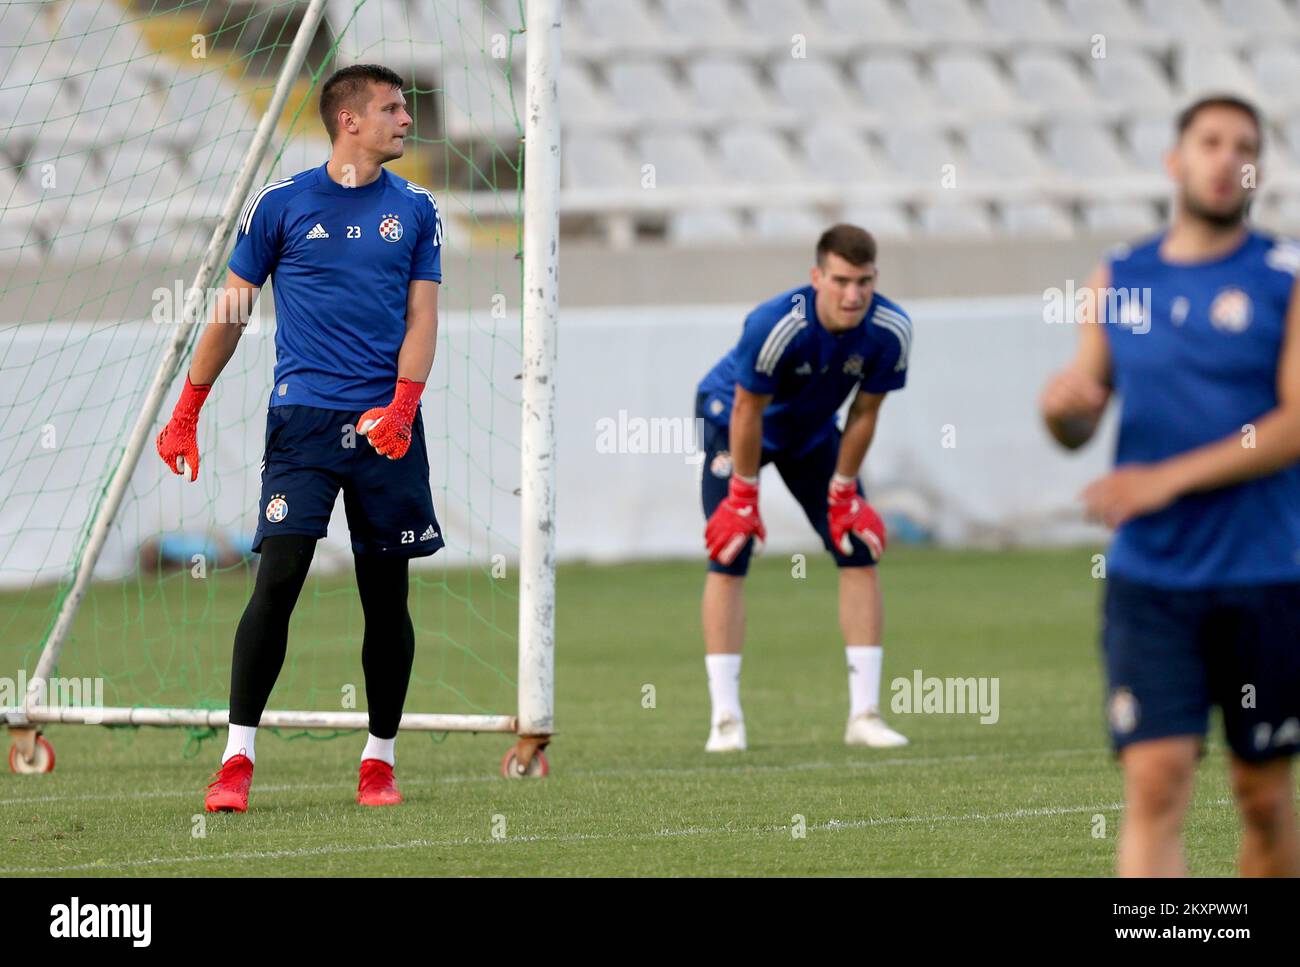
[846,645,883,719]
[705,653,743,725]
[222,724,257,764]
[361,733,396,766]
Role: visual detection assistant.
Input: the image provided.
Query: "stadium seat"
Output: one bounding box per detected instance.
[903,0,986,39]
[753,205,825,243]
[668,208,746,244]
[881,127,961,179]
[561,62,617,127]
[932,52,1018,111]
[183,152,250,218]
[1001,200,1075,237]
[821,0,914,40]
[65,65,151,142]
[269,137,333,180]
[20,140,100,207]
[606,59,696,122]
[840,204,914,240]
[0,0,49,43]
[1219,0,1296,34]
[737,0,826,42]
[801,124,882,183]
[852,54,939,115]
[99,138,186,203]
[45,217,127,262]
[565,133,637,189]
[717,127,805,183]
[1083,200,1160,236]
[1010,51,1098,110]
[660,0,748,46]
[1090,50,1178,109]
[0,216,45,264]
[965,121,1049,179]
[919,202,994,237]
[1251,45,1300,99]
[771,57,859,115]
[1275,113,1300,159]
[1046,120,1135,178]
[636,130,728,187]
[1126,115,1174,171]
[438,53,518,143]
[49,0,146,68]
[1269,194,1300,232]
[182,133,253,185]
[151,65,253,143]
[571,0,669,48]
[0,77,72,160]
[329,0,432,81]
[985,0,1070,36]
[1062,0,1148,36]
[686,56,779,118]
[1140,0,1225,36]
[1177,45,1262,102]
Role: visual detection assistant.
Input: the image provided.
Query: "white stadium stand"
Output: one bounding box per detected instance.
[6,0,1300,264]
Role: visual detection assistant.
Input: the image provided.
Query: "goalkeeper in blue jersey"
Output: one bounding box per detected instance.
[155,65,445,811]
[695,224,912,752]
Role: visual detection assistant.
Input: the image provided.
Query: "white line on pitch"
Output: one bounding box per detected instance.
[0,746,1102,806]
[0,797,1237,875]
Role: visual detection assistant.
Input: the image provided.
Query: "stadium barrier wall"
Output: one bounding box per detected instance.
[0,294,1114,586]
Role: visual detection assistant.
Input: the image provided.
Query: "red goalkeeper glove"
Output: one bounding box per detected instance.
[828,474,886,561]
[357,377,424,460]
[157,374,211,482]
[705,473,765,565]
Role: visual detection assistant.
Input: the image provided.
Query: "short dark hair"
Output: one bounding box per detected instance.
[816,223,877,267]
[319,64,405,141]
[1176,95,1263,149]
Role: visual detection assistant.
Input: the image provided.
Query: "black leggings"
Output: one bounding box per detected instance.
[229,535,415,739]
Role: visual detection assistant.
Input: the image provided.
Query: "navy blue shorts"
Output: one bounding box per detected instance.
[697,395,876,576]
[1102,574,1300,762]
[252,404,445,558]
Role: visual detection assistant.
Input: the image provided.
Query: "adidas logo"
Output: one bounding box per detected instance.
[420,524,438,541]
[306,223,329,239]
[795,362,812,375]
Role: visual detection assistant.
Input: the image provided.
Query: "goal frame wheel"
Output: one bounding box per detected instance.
[500,735,550,779]
[8,730,55,774]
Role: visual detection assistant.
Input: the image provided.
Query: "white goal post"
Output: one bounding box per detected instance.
[3,0,560,775]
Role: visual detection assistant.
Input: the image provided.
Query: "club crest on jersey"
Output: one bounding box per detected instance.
[379,213,403,243]
[1108,687,1139,735]
[265,494,289,523]
[1209,287,1252,333]
[842,354,865,376]
[1170,295,1189,326]
[710,450,733,478]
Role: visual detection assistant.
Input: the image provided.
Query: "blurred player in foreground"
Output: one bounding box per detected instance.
[1041,96,1300,876]
[156,65,445,811]
[695,225,912,752]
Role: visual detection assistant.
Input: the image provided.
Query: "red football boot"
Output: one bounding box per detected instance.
[205,753,253,813]
[357,758,402,806]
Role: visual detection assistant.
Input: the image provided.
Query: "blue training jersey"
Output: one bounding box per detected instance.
[1103,228,1300,588]
[697,285,912,455]
[229,163,444,410]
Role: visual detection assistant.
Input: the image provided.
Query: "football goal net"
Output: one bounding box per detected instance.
[0,0,558,777]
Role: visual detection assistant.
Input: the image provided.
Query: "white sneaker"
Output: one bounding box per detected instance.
[844,711,909,748]
[705,714,747,752]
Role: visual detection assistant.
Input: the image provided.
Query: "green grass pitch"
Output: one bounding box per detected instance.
[0,547,1266,876]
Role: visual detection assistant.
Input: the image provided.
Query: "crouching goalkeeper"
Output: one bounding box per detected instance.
[696,224,912,752]
[156,65,444,811]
